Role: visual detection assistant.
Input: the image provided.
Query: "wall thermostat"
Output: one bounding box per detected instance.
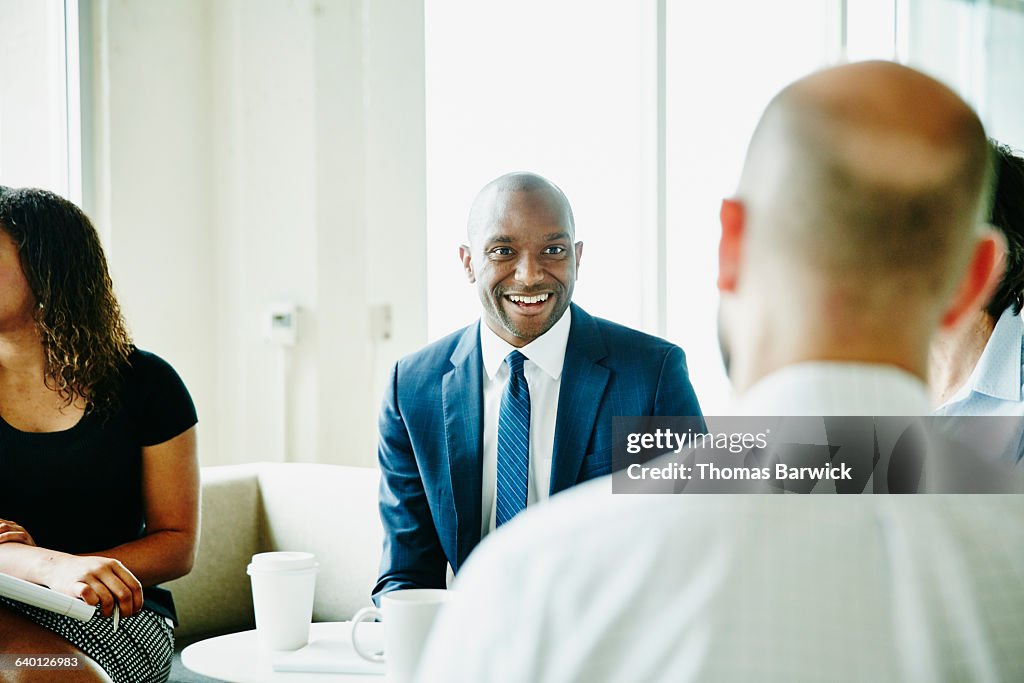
[265,302,299,346]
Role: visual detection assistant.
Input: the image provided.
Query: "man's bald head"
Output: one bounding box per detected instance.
[467,172,575,246]
[719,61,997,392]
[737,61,990,301]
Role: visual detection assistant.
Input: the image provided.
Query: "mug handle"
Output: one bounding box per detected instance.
[350,606,385,663]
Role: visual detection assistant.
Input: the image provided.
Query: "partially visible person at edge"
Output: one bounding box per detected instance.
[931,142,1024,462]
[373,172,704,603]
[0,187,199,683]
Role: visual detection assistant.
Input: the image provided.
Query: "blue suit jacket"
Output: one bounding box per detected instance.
[373,304,704,599]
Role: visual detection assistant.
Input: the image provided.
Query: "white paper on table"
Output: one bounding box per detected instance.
[271,637,386,675]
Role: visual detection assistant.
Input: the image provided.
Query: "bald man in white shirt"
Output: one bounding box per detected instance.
[415,62,1024,683]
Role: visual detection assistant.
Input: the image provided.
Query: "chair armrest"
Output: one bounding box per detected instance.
[257,463,383,621]
[165,464,262,640]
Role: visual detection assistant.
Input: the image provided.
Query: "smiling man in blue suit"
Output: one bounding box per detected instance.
[372,172,704,600]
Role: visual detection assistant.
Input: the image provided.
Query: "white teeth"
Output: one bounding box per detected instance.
[508,293,550,304]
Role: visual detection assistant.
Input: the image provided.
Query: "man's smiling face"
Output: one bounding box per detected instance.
[461,188,582,347]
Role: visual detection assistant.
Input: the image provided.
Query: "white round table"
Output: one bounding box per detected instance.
[182,621,384,683]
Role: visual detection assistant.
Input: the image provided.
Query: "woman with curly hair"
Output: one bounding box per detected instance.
[0,187,198,683]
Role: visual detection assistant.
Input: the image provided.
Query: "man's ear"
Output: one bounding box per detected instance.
[939,229,1005,331]
[718,199,745,293]
[574,241,583,276]
[459,245,476,283]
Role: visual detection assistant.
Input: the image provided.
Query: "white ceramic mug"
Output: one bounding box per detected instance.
[246,551,319,651]
[350,589,450,683]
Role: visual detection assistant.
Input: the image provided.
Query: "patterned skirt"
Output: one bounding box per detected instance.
[0,596,174,683]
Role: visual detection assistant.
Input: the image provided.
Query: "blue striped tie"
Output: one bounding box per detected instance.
[496,350,530,527]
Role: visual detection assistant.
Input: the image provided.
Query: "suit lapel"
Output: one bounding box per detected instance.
[442,323,484,571]
[550,305,610,494]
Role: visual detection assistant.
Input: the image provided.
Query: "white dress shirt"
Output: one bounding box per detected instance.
[932,308,1024,464]
[934,307,1024,417]
[416,363,1024,682]
[479,308,572,536]
[733,361,931,416]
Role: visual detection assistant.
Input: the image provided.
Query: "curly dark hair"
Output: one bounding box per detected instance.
[0,187,133,413]
[987,141,1024,319]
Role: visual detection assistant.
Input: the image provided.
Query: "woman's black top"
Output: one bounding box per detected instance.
[0,348,198,624]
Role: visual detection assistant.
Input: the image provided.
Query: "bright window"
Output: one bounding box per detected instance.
[424,0,1024,414]
[664,0,839,413]
[905,0,1024,147]
[424,0,658,340]
[0,0,80,201]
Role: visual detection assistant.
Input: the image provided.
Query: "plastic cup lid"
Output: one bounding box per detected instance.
[247,551,318,574]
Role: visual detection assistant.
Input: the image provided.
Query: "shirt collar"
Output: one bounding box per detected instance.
[732,362,931,416]
[480,307,572,381]
[951,307,1024,403]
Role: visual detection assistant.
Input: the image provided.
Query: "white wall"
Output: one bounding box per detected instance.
[81,0,1023,466]
[89,0,426,467]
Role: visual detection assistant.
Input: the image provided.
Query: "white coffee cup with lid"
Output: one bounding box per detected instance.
[246,551,319,650]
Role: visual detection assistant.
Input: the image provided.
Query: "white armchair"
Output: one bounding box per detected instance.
[165,462,383,643]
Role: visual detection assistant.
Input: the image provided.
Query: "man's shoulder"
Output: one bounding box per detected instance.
[472,494,1024,590]
[576,307,682,357]
[395,321,478,376]
[462,479,737,581]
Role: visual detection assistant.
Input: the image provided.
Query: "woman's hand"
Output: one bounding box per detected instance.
[39,554,144,618]
[0,519,35,546]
